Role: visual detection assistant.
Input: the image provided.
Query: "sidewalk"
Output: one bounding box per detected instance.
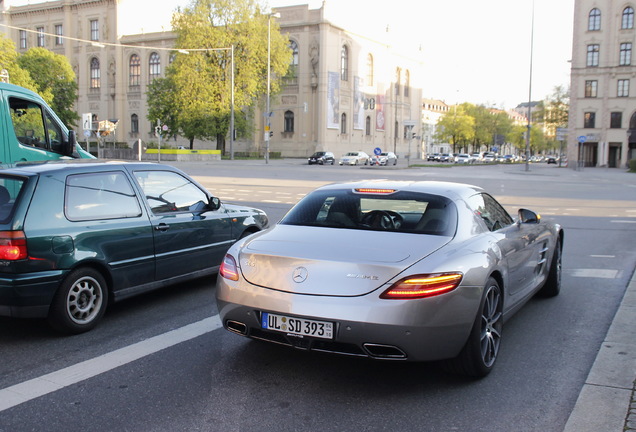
[563,267,636,431]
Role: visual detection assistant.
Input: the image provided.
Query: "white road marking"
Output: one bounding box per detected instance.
[590,255,616,258]
[611,220,636,223]
[569,269,620,279]
[0,315,222,413]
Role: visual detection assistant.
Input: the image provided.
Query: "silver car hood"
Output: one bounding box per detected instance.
[238,225,451,296]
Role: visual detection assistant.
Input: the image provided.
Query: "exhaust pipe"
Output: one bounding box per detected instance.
[363,343,407,359]
[226,320,248,335]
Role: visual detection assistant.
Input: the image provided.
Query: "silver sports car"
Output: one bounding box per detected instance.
[216,180,563,377]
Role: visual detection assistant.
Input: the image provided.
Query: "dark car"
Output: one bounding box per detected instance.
[546,155,558,164]
[308,151,335,165]
[0,160,268,334]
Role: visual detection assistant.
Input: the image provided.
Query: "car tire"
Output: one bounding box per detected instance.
[444,277,503,378]
[538,239,562,297]
[331,160,335,165]
[48,268,108,334]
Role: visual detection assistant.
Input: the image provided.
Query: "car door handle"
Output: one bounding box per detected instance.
[155,223,170,232]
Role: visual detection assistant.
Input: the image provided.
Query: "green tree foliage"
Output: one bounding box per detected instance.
[535,85,569,139]
[434,105,475,151]
[148,0,290,150]
[463,103,513,153]
[17,47,79,127]
[0,34,36,90]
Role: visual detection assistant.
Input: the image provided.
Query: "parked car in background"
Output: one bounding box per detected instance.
[438,153,452,162]
[371,152,397,166]
[483,153,496,163]
[216,180,563,378]
[471,153,482,163]
[308,151,335,165]
[454,154,472,164]
[0,160,269,334]
[339,151,370,166]
[427,153,440,162]
[546,155,558,164]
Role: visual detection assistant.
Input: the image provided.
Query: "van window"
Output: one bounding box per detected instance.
[65,172,142,221]
[10,97,48,150]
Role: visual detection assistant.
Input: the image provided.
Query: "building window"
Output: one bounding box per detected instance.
[620,43,632,65]
[618,79,630,97]
[340,113,347,134]
[584,112,596,128]
[587,44,600,66]
[585,80,598,97]
[365,116,371,135]
[129,54,141,87]
[19,30,27,49]
[588,8,601,31]
[36,27,45,47]
[284,110,294,133]
[366,54,373,87]
[610,112,622,128]
[284,40,298,85]
[131,114,139,133]
[395,68,401,95]
[340,45,348,81]
[149,52,161,81]
[90,19,99,41]
[55,25,63,45]
[404,70,410,97]
[622,7,634,29]
[90,57,100,89]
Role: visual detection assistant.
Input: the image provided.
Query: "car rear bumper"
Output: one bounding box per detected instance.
[216,278,482,362]
[0,270,66,318]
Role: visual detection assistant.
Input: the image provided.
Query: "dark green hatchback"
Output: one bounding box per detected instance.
[0,160,268,334]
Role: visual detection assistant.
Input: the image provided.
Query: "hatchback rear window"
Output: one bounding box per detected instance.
[281,189,457,236]
[0,177,26,223]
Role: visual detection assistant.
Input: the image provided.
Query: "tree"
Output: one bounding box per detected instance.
[150,0,291,150]
[18,47,79,127]
[0,34,36,90]
[434,105,475,151]
[535,85,569,139]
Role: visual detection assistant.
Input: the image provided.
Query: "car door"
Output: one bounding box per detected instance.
[132,169,233,281]
[469,193,539,298]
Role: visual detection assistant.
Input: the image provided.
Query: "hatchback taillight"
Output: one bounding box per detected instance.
[380,272,463,299]
[0,231,28,260]
[220,254,239,281]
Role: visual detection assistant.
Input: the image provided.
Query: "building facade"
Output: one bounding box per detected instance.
[568,0,636,168]
[1,1,423,158]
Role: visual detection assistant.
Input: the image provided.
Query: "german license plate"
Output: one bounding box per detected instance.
[261,312,333,339]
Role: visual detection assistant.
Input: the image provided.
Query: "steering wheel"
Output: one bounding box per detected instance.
[361,210,403,230]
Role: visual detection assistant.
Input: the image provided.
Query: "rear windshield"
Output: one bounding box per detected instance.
[0,176,27,224]
[281,189,457,236]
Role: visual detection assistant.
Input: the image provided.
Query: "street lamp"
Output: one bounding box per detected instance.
[265,12,281,164]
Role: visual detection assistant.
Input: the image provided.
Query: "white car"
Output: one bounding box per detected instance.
[339,151,370,166]
[455,154,472,164]
[371,152,397,166]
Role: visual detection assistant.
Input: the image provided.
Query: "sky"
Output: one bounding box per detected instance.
[7,0,575,110]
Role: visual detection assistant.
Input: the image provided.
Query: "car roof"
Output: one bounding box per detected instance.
[315,180,483,201]
[0,159,173,176]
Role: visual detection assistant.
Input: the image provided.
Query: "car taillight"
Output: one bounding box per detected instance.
[219,254,239,281]
[380,272,463,299]
[0,230,28,261]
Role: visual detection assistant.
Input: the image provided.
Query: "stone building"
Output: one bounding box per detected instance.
[1,0,423,159]
[568,0,636,168]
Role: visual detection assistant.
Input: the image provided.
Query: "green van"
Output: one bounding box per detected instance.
[0,82,93,162]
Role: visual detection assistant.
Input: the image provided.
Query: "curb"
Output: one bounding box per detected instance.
[563,268,636,431]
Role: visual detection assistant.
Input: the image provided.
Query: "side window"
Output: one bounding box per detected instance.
[9,97,47,150]
[468,193,513,231]
[65,172,141,221]
[133,170,209,214]
[45,110,66,153]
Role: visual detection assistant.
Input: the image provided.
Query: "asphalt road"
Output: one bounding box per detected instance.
[0,160,634,432]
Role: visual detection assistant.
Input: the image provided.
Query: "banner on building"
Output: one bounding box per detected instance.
[327,71,339,129]
[376,94,385,131]
[353,76,364,130]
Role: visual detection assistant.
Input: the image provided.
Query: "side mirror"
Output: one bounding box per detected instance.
[62,130,76,157]
[518,208,540,224]
[209,196,221,211]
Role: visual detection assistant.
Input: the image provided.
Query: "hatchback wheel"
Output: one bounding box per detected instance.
[444,277,502,377]
[48,268,108,334]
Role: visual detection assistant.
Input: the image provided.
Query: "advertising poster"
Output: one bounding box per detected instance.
[353,76,364,130]
[375,94,385,131]
[327,71,339,129]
